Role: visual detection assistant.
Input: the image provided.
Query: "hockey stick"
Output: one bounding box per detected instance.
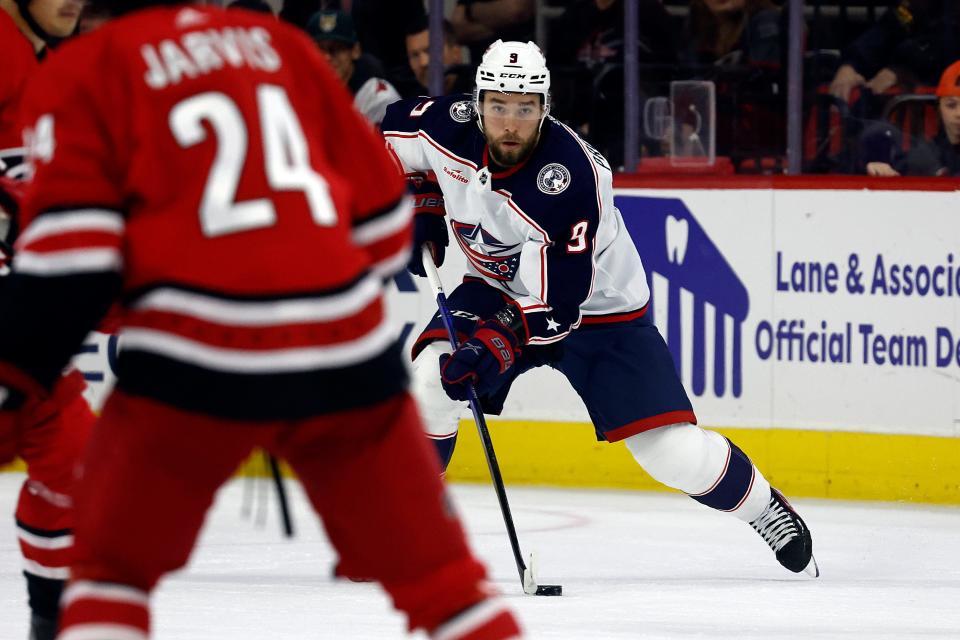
[421,246,562,597]
[266,452,295,538]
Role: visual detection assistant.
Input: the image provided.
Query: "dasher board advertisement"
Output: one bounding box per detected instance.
[73,187,960,438]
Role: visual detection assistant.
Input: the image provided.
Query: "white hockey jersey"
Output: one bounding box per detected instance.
[353,76,401,125]
[383,94,649,345]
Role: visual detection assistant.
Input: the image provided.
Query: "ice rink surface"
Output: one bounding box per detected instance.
[2,472,959,639]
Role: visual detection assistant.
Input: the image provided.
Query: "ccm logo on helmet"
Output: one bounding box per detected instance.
[499,73,527,79]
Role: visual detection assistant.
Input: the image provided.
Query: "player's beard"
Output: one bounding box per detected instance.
[487,131,539,167]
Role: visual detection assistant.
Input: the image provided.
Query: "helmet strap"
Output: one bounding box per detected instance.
[473,88,486,134]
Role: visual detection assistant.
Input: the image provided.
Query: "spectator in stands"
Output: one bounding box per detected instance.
[450,0,535,64]
[546,0,679,166]
[682,0,783,67]
[279,0,316,28]
[864,59,960,176]
[352,0,428,96]
[549,0,678,69]
[405,16,471,95]
[830,0,960,104]
[227,0,274,14]
[307,10,401,125]
[681,0,787,169]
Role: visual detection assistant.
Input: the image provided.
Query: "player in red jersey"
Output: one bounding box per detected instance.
[0,3,95,640]
[0,1,84,177]
[1,2,522,639]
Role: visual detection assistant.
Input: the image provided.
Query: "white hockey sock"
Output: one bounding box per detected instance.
[625,422,771,522]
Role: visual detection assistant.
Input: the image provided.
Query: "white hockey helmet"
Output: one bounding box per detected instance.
[473,40,551,130]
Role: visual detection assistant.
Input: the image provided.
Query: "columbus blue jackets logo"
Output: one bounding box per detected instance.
[537,163,570,195]
[451,221,521,281]
[449,100,474,123]
[618,196,749,398]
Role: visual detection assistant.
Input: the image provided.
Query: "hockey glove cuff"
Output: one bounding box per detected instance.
[406,179,448,277]
[439,319,521,401]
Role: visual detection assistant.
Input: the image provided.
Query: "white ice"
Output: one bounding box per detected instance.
[2,473,959,639]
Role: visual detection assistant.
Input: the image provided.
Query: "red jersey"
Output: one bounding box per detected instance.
[5,5,413,419]
[0,9,37,178]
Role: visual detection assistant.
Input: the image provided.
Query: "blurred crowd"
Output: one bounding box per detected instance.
[148,1,960,176]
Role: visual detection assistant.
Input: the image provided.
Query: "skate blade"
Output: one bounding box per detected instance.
[803,555,820,578]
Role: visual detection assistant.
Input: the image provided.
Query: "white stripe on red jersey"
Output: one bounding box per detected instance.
[120,315,396,373]
[352,195,412,245]
[132,274,383,327]
[14,248,123,275]
[16,208,125,246]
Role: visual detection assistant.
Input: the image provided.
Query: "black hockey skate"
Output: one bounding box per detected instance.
[749,488,819,577]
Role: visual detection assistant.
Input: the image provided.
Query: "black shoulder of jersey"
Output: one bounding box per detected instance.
[496,118,609,239]
[382,93,482,162]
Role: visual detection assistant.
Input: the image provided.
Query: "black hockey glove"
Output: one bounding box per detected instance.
[406,178,448,277]
[439,305,527,400]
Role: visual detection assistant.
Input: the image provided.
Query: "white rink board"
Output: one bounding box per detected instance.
[74,188,960,438]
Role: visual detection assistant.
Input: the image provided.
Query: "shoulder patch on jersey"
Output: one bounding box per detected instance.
[449,100,474,123]
[537,163,571,195]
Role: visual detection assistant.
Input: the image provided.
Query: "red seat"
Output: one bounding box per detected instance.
[631,156,735,175]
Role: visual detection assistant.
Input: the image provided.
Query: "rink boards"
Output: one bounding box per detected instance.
[4,178,960,503]
[444,178,960,504]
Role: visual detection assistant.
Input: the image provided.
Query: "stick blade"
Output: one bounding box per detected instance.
[522,552,562,596]
[522,566,538,595]
[522,552,538,595]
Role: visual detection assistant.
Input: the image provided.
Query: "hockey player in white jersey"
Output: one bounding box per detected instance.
[382,40,819,578]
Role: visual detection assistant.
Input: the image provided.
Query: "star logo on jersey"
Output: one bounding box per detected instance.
[451,221,521,281]
[545,317,561,332]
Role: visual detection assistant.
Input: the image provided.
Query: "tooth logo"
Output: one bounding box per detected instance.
[618,197,750,398]
[665,215,689,265]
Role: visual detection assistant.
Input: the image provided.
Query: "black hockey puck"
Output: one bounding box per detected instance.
[535,584,562,596]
